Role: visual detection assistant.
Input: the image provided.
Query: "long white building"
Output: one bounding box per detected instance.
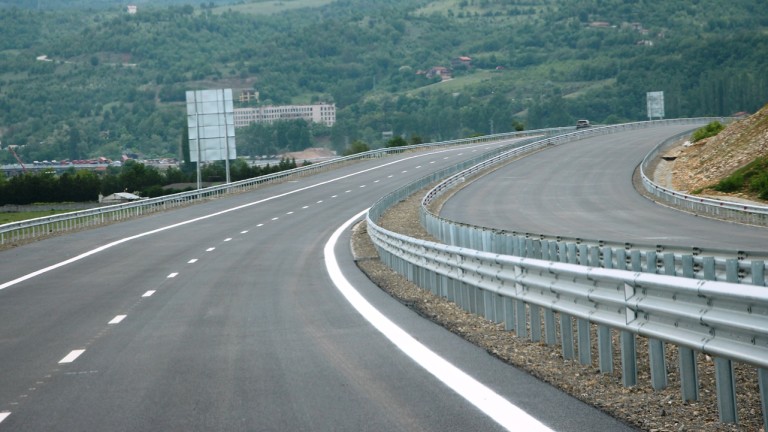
[234,103,336,128]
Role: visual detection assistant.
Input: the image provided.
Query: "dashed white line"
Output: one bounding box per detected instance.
[416,165,422,168]
[167,272,178,278]
[142,290,155,297]
[360,185,366,188]
[331,195,338,198]
[257,223,264,227]
[271,217,279,221]
[224,238,232,242]
[317,200,324,203]
[0,412,10,424]
[345,190,352,193]
[286,211,294,215]
[108,315,126,325]
[59,349,85,364]
[374,180,380,183]
[206,247,215,252]
[388,175,394,178]
[302,206,309,209]
[241,230,249,234]
[188,259,198,264]
[401,170,408,173]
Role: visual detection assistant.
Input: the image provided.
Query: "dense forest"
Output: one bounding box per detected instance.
[1,0,767,164]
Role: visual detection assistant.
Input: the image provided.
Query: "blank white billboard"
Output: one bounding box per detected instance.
[186,89,236,162]
[647,91,665,120]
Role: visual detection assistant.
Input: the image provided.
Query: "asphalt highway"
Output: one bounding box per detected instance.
[440,124,768,252]
[0,142,635,431]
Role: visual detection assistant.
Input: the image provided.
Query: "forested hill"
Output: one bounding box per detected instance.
[1,0,767,163]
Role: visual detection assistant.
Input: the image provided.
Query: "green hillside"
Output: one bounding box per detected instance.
[0,0,767,162]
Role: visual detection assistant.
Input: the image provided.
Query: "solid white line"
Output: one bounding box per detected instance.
[167,272,178,278]
[108,315,126,325]
[0,144,496,291]
[59,349,85,364]
[142,290,155,297]
[0,412,10,424]
[324,210,553,432]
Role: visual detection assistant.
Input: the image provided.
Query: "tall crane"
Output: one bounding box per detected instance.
[7,145,27,173]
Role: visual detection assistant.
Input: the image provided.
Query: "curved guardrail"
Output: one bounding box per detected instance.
[640,129,768,226]
[366,118,768,428]
[419,119,768,287]
[0,127,570,246]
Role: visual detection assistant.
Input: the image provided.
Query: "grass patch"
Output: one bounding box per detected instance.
[713,156,768,200]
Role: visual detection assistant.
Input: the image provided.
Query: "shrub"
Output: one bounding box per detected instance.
[692,121,725,142]
[714,173,744,192]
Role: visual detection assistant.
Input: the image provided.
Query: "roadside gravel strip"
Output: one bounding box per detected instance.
[350,188,763,432]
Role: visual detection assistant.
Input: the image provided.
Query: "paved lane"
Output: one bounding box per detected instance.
[0,143,634,431]
[440,124,768,252]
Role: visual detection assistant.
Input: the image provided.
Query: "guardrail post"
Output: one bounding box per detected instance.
[598,326,613,373]
[621,330,637,387]
[649,339,667,390]
[603,247,613,269]
[561,313,574,360]
[615,249,627,270]
[515,300,527,338]
[703,257,716,281]
[759,368,768,431]
[678,347,699,402]
[504,297,515,332]
[752,261,765,286]
[544,309,556,345]
[726,259,739,283]
[530,304,541,342]
[630,250,642,272]
[578,244,588,266]
[715,357,738,424]
[577,318,591,365]
[663,253,676,276]
[682,255,694,278]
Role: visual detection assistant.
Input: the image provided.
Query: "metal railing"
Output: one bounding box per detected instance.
[0,127,569,246]
[640,129,768,227]
[366,118,768,428]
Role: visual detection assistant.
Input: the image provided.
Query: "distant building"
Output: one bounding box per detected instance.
[100,192,141,204]
[425,66,452,80]
[234,103,336,128]
[239,90,259,103]
[127,5,137,14]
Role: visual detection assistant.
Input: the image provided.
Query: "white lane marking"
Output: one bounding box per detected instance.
[324,211,553,432]
[271,217,279,221]
[206,247,215,252]
[317,200,324,203]
[302,206,309,209]
[188,259,198,264]
[167,273,178,278]
[142,290,155,297]
[257,223,264,227]
[401,170,408,173]
[416,165,422,168]
[0,144,494,291]
[345,190,352,193]
[331,195,338,198]
[430,161,436,164]
[59,349,85,364]
[241,230,248,234]
[359,185,366,188]
[286,211,294,215]
[0,412,9,424]
[387,175,393,178]
[224,238,232,242]
[108,315,126,325]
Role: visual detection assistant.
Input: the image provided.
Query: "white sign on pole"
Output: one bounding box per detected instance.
[647,91,665,120]
[185,89,236,163]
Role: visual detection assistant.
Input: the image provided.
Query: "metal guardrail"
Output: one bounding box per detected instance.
[366,118,768,427]
[640,128,768,227]
[0,127,570,246]
[419,119,768,287]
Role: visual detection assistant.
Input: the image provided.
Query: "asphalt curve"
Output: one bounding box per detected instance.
[0,143,634,431]
[440,124,768,252]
